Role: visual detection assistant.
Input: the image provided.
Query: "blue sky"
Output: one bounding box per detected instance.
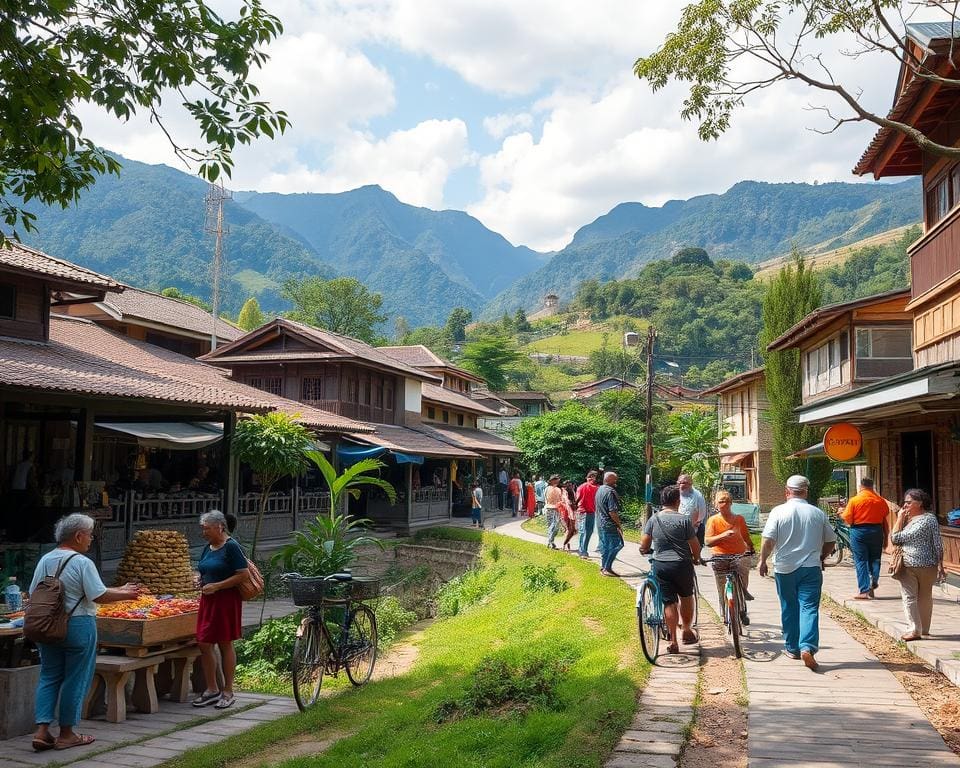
[81,1,921,252]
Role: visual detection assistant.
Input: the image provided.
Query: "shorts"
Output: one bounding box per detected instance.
[651,559,696,605]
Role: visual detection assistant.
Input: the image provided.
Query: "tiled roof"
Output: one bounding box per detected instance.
[470,390,522,416]
[414,423,519,455]
[378,345,485,383]
[103,286,242,342]
[698,367,765,397]
[492,390,553,402]
[0,315,370,433]
[348,423,480,458]
[202,319,441,382]
[201,351,348,364]
[1,241,122,291]
[422,383,500,416]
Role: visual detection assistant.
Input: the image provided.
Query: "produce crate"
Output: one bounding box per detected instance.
[97,611,198,649]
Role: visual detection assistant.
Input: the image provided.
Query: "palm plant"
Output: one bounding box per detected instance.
[272,451,397,577]
[661,410,731,492]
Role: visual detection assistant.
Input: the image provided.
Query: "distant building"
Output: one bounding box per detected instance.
[528,293,561,321]
[478,391,553,433]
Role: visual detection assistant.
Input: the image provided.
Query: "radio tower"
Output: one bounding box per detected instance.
[204,182,231,350]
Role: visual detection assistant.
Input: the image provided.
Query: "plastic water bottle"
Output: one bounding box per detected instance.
[4,577,21,612]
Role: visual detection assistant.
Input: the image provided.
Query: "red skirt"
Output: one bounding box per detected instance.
[196,587,243,643]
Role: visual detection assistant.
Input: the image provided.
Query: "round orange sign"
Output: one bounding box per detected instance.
[823,423,863,462]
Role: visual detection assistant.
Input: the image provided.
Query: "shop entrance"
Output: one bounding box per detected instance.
[900,430,934,498]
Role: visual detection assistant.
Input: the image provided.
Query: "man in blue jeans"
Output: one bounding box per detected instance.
[594,472,624,576]
[759,475,837,671]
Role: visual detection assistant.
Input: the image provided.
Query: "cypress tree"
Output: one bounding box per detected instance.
[758,253,833,503]
[236,297,266,331]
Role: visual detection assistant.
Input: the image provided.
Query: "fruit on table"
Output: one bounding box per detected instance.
[115,529,195,594]
[97,594,199,620]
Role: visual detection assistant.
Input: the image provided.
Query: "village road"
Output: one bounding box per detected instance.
[491,516,959,768]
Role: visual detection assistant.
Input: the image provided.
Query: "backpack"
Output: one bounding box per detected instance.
[23,553,83,644]
[237,558,265,601]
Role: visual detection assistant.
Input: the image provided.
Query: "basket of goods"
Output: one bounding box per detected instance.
[115,530,195,595]
[96,594,200,648]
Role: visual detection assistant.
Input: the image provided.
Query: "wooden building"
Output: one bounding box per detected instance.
[0,243,369,572]
[699,368,780,510]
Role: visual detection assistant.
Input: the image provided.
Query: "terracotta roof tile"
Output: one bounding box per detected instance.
[103,287,242,342]
[1,241,122,290]
[413,423,519,455]
[348,423,480,458]
[422,383,499,416]
[379,345,486,383]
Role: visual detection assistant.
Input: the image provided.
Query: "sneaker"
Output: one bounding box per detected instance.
[784,650,801,660]
[192,690,221,707]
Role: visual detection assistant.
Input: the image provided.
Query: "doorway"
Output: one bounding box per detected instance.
[900,431,934,497]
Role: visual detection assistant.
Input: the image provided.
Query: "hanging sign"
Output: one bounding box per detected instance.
[823,423,863,462]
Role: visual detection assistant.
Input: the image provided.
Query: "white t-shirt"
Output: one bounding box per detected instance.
[30,549,107,618]
[762,498,837,574]
[472,487,483,508]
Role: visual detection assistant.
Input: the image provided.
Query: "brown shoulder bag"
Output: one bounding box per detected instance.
[23,553,83,644]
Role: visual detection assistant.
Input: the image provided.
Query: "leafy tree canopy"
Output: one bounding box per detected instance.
[459,335,526,391]
[635,1,960,161]
[660,410,730,493]
[282,276,387,344]
[0,0,288,239]
[672,247,712,268]
[161,286,211,311]
[236,297,266,331]
[444,307,472,343]
[513,403,645,497]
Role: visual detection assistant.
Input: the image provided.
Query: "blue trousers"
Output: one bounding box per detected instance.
[578,513,595,556]
[774,567,823,654]
[36,615,97,727]
[849,524,884,594]
[600,529,623,572]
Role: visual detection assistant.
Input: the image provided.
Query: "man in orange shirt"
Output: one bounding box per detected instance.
[841,478,891,599]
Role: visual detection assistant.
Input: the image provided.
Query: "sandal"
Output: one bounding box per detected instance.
[55,734,95,750]
[214,693,236,709]
[32,736,55,752]
[681,629,699,645]
[667,643,680,654]
[192,690,222,707]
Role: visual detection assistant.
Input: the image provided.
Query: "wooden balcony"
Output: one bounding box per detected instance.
[303,399,394,424]
[908,206,960,300]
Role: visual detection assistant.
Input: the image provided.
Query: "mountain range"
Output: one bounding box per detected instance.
[16,154,921,326]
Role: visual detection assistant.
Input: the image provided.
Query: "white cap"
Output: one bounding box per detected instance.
[786,475,809,491]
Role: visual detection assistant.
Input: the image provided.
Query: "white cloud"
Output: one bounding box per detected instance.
[483,112,533,139]
[258,119,473,208]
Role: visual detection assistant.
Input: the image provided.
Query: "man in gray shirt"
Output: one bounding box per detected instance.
[594,472,624,576]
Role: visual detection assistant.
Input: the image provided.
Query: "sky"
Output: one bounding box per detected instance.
[80,1,926,252]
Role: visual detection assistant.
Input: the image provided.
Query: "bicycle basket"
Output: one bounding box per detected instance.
[348,577,380,601]
[288,576,331,606]
[287,576,380,606]
[709,556,741,574]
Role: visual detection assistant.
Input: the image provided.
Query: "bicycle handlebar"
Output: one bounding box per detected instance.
[282,572,354,582]
[700,553,755,564]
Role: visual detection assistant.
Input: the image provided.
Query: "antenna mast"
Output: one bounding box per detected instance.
[204,182,231,350]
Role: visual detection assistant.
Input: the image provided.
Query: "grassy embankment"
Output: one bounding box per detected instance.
[161,529,648,768]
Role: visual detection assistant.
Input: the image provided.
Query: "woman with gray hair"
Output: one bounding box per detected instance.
[29,514,140,752]
[193,509,249,710]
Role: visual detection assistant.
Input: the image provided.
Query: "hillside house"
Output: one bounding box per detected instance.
[478,391,553,433]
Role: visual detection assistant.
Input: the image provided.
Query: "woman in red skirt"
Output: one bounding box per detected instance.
[193,510,248,709]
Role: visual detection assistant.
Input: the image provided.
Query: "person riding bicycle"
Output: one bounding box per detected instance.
[704,490,755,623]
[639,484,702,654]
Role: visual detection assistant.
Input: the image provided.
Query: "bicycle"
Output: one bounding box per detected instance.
[636,560,701,664]
[702,554,752,658]
[284,572,379,711]
[823,514,850,566]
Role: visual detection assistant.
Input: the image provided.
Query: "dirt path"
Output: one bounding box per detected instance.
[680,602,748,768]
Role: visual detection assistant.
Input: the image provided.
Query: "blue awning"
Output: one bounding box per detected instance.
[337,444,386,465]
[394,452,424,465]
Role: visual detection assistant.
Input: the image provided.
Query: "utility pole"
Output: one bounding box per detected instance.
[204,182,231,350]
[644,326,657,522]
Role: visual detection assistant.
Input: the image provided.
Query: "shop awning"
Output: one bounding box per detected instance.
[347,424,481,460]
[720,451,752,465]
[97,422,223,450]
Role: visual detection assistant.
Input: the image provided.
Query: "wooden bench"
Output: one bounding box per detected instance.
[156,646,202,703]
[83,655,161,723]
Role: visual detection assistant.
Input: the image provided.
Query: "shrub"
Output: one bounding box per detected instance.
[374,596,418,649]
[619,497,644,529]
[521,563,569,596]
[487,542,501,562]
[434,645,577,722]
[235,614,301,694]
[436,566,504,617]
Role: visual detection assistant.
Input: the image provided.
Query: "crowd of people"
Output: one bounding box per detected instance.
[27,509,249,752]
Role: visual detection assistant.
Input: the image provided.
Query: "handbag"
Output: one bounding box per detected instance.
[888,546,905,578]
[237,558,265,601]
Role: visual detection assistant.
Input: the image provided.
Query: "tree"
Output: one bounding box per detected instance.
[400,325,454,359]
[672,247,712,268]
[161,287,211,311]
[589,333,642,380]
[282,277,387,344]
[758,254,833,502]
[591,388,650,424]
[231,412,313,560]
[513,403,646,497]
[394,316,411,342]
[459,335,526,390]
[661,410,731,493]
[444,307,472,343]
[237,298,266,331]
[513,308,532,333]
[635,2,960,161]
[0,0,288,239]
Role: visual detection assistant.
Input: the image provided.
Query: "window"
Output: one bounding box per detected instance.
[805,333,848,396]
[855,327,913,380]
[427,406,435,420]
[442,410,449,423]
[248,376,283,396]
[457,414,464,426]
[301,377,323,401]
[0,284,14,319]
[927,174,951,226]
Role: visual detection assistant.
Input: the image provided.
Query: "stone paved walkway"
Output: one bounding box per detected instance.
[819,555,960,687]
[496,514,959,768]
[5,692,298,767]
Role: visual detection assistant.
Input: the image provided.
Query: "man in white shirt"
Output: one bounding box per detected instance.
[677,474,707,547]
[759,475,837,670]
[534,475,547,516]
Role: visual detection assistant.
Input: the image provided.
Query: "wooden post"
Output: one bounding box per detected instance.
[79,408,95,481]
[221,412,238,519]
[406,463,413,528]
[447,460,454,520]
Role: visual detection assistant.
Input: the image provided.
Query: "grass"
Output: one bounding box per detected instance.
[521,515,644,544]
[529,365,594,396]
[524,329,608,357]
[233,268,280,294]
[160,530,648,768]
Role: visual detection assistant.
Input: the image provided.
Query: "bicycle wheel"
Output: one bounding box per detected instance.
[823,545,844,567]
[638,580,660,665]
[726,582,743,659]
[292,619,330,711]
[692,570,700,627]
[344,604,378,686]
